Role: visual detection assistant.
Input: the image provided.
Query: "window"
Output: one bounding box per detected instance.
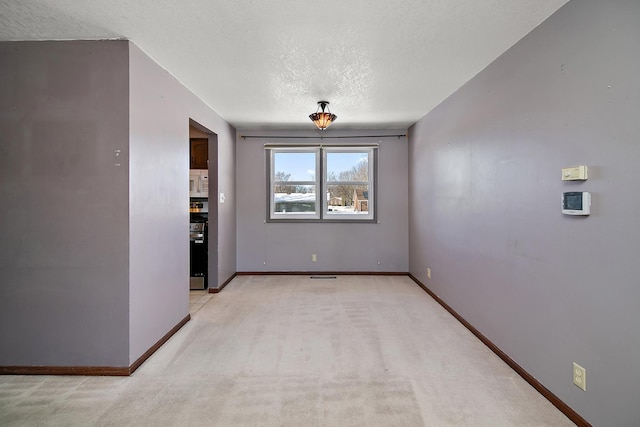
[270,149,320,220]
[267,146,376,222]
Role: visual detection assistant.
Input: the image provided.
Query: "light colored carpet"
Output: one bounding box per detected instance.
[0,275,574,426]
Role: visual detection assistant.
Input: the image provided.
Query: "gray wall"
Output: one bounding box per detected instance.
[236,130,408,272]
[0,40,237,368]
[128,43,237,363]
[408,1,640,426]
[0,41,130,366]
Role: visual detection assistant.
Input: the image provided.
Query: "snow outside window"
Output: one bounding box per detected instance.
[267,146,376,222]
[270,148,321,220]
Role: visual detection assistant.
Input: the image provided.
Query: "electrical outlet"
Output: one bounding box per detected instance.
[312,253,317,262]
[573,362,586,391]
[427,268,431,279]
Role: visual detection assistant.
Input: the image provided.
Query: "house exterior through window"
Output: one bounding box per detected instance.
[267,145,377,222]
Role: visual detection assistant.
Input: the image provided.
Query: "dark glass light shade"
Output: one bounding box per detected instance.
[309,101,337,130]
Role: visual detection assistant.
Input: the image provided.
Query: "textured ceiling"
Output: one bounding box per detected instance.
[0,0,568,130]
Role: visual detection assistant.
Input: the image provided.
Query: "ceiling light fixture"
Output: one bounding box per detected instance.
[309,101,337,131]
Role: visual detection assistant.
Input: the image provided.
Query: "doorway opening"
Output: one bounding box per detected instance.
[188,119,218,292]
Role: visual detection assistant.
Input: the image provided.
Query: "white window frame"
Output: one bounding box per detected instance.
[266,145,377,223]
[269,147,321,220]
[322,147,375,221]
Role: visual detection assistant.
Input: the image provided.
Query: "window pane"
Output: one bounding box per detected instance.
[274,185,317,214]
[326,184,369,214]
[268,146,374,221]
[274,152,316,182]
[326,152,369,182]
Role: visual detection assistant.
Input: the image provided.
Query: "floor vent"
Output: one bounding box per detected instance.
[310,276,337,279]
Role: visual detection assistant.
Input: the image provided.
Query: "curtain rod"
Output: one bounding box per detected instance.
[264,143,379,148]
[240,134,406,140]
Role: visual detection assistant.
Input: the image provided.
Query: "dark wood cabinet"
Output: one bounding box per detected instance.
[190,138,208,169]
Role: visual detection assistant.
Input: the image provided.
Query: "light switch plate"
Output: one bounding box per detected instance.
[219,192,225,203]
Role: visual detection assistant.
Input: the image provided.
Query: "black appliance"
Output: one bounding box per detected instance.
[189,218,207,290]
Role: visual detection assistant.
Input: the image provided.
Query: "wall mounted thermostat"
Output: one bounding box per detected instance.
[562,192,591,215]
[562,165,588,181]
